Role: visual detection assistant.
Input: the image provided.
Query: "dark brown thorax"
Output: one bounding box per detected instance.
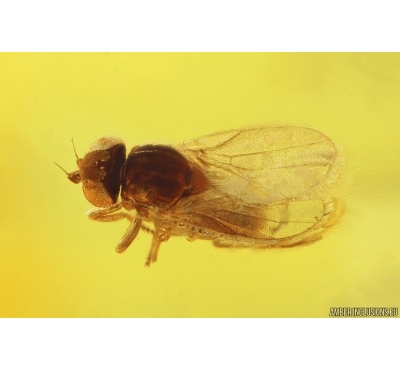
[121,145,208,211]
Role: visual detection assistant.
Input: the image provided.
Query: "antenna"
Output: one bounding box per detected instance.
[71,137,79,160]
[54,162,69,175]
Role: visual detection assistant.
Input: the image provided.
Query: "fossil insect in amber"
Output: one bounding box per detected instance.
[56,126,344,266]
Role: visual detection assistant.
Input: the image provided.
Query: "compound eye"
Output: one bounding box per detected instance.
[80,137,126,207]
[82,180,114,207]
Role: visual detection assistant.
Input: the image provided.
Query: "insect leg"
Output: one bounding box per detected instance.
[145,228,170,267]
[140,224,155,235]
[87,202,134,223]
[87,203,141,253]
[115,218,142,253]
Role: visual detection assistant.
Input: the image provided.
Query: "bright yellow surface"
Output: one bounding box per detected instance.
[0,53,399,317]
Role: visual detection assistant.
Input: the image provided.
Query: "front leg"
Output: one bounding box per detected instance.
[116,218,142,253]
[87,202,134,222]
[87,202,142,253]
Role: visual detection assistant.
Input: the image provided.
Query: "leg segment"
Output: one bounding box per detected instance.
[87,202,141,253]
[145,228,170,267]
[87,202,134,223]
[140,224,155,235]
[116,218,142,253]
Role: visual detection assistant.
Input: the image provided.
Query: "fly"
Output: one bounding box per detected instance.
[56,126,344,266]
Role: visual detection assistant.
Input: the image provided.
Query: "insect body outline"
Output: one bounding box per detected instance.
[57,126,344,266]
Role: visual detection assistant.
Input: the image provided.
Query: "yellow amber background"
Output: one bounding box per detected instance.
[0,53,399,317]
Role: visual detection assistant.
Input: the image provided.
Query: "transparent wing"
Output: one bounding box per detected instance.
[171,126,343,245]
[177,126,341,204]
